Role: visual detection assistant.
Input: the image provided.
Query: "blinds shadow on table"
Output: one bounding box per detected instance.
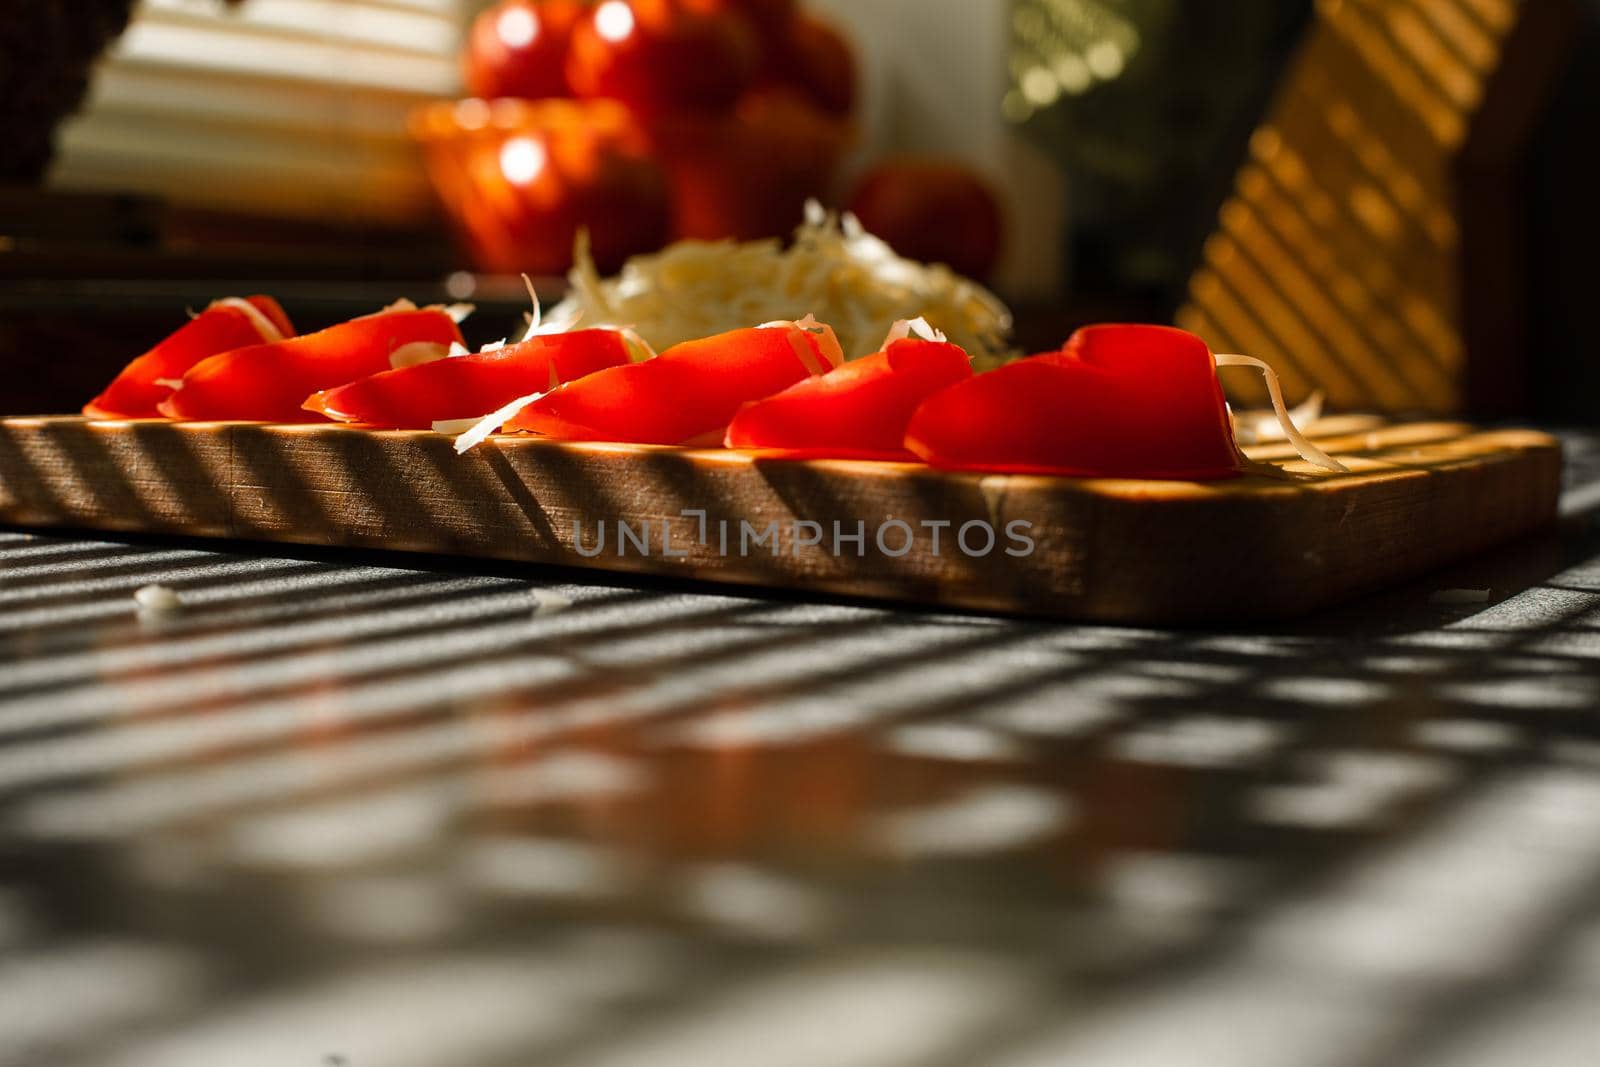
[48,0,467,225]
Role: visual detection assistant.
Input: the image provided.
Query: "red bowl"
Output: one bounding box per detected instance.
[412,97,671,275]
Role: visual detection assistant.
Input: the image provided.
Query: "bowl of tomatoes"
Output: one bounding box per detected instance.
[427,0,858,272]
[411,96,671,277]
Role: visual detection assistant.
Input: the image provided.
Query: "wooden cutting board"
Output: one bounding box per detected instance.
[0,415,1561,622]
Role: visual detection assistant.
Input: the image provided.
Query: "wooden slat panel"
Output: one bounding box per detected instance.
[0,417,1562,623]
[1180,0,1574,414]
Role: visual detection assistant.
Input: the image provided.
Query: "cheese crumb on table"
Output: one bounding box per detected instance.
[133,584,184,615]
[532,590,573,618]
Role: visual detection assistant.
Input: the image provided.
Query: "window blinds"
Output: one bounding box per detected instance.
[48,0,467,224]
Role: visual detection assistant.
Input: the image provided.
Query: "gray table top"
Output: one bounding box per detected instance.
[3,432,1599,1067]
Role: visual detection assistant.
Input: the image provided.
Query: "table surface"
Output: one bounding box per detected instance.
[3,432,1600,1067]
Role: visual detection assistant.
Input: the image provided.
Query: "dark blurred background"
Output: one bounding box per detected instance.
[1,0,1595,419]
[1526,2,1600,422]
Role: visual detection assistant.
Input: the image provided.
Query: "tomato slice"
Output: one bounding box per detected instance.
[506,322,840,444]
[905,324,1246,479]
[304,330,632,429]
[725,337,972,460]
[83,296,294,418]
[158,307,464,423]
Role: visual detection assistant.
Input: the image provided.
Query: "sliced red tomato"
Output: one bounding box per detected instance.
[84,296,294,418]
[725,337,972,460]
[905,324,1245,479]
[304,329,633,429]
[158,306,465,423]
[507,321,840,444]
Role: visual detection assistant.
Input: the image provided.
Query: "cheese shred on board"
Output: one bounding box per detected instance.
[552,201,1014,366]
[1215,354,1348,473]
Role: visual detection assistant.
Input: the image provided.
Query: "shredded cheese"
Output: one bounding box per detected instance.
[1214,355,1349,473]
[212,298,286,344]
[371,297,476,326]
[519,274,544,343]
[550,201,1013,365]
[517,274,585,343]
[438,288,643,447]
[388,342,451,370]
[532,590,574,617]
[430,416,481,435]
[881,316,949,348]
[133,584,183,615]
[758,313,843,376]
[786,328,827,377]
[618,327,656,364]
[1234,391,1324,445]
[447,389,550,454]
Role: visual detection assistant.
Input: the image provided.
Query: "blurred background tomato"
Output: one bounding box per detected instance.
[464,0,584,100]
[848,159,1003,282]
[425,0,883,275]
[427,0,878,273]
[763,12,855,117]
[647,89,848,241]
[565,0,758,114]
[439,0,1005,281]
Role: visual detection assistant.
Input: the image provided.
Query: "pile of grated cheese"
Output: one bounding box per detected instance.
[549,201,1015,366]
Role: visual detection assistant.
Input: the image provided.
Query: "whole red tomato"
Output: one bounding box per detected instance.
[686,0,794,33]
[465,0,585,99]
[566,0,759,114]
[771,12,855,117]
[848,159,1004,281]
[646,88,849,240]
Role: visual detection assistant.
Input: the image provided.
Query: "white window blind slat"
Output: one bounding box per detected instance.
[140,0,462,61]
[54,144,429,222]
[58,111,425,178]
[113,20,460,95]
[80,66,422,143]
[49,0,468,225]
